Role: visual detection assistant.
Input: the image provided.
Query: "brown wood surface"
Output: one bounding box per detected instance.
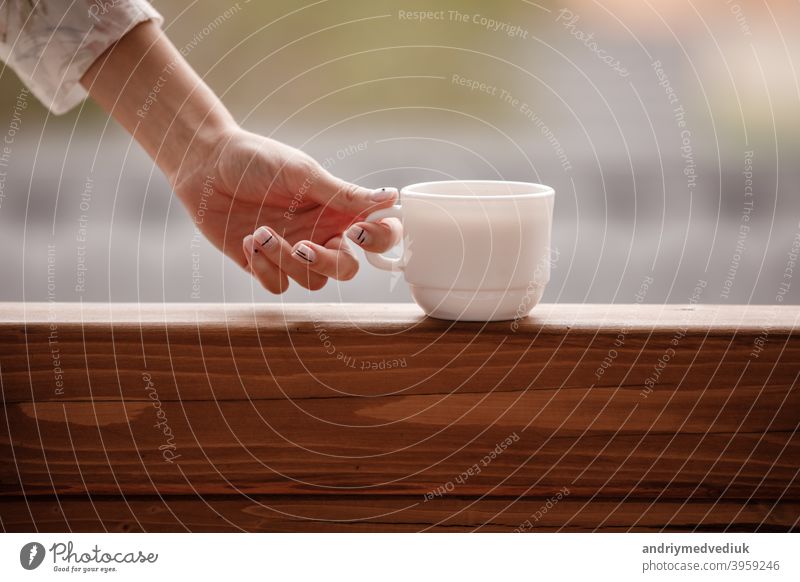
[1,303,798,532]
[1,496,795,533]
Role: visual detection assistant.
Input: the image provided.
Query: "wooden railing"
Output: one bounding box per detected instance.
[1,303,798,532]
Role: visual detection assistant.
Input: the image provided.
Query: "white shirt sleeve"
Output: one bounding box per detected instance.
[0,0,164,114]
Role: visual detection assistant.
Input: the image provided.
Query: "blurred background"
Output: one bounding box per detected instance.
[1,0,798,305]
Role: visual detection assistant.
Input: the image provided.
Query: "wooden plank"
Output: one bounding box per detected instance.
[1,496,796,533]
[3,302,797,331]
[1,303,798,531]
[1,398,797,498]
[1,303,798,404]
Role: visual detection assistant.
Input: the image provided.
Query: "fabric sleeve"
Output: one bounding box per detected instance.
[0,0,164,114]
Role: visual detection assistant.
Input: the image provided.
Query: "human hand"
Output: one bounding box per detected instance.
[174,127,402,293]
[81,21,400,293]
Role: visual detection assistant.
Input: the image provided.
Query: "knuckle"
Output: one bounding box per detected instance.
[289,156,322,191]
[288,150,315,171]
[341,183,359,205]
[300,157,321,178]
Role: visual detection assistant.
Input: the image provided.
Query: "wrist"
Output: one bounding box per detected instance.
[161,108,238,194]
[81,20,239,193]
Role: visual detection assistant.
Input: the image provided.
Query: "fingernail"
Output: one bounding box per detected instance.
[346,225,369,246]
[253,226,276,250]
[293,243,315,264]
[370,187,397,202]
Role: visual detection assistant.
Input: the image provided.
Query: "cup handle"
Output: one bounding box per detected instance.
[362,205,404,272]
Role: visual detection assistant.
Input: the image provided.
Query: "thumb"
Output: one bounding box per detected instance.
[309,170,397,218]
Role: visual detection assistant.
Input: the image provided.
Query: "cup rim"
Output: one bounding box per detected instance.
[401,180,554,200]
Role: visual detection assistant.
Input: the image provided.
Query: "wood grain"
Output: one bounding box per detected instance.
[1,303,798,531]
[1,496,796,532]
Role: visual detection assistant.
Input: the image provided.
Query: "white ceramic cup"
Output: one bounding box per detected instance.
[364,180,555,321]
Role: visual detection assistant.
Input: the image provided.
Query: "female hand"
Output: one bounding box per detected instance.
[174,127,402,294]
[80,21,401,294]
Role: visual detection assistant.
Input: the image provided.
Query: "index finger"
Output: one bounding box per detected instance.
[308,171,398,218]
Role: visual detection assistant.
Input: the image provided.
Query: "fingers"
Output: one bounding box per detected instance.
[345,217,402,253]
[243,220,377,292]
[252,226,328,291]
[243,235,289,294]
[309,170,398,218]
[290,236,359,281]
[243,226,327,293]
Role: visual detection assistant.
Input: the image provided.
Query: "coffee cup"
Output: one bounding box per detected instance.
[363,180,554,321]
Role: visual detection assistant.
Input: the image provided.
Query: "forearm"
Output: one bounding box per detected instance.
[80,20,236,183]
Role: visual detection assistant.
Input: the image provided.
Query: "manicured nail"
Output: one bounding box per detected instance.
[370,187,397,202]
[253,226,276,250]
[293,243,315,264]
[346,225,369,246]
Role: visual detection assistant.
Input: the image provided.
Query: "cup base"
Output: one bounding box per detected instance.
[409,284,545,322]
